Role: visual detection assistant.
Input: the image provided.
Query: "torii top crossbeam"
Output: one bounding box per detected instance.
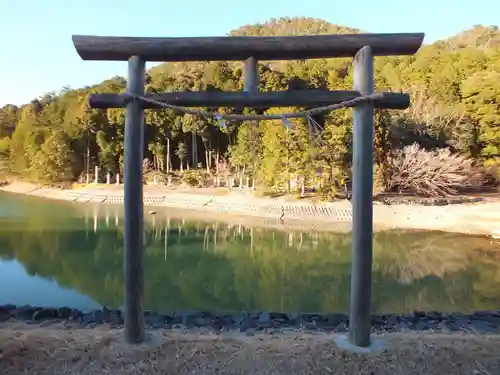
[72,33,424,62]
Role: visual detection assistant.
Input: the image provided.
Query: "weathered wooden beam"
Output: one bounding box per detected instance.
[244,57,259,190]
[348,46,374,348]
[88,90,410,110]
[123,56,145,344]
[72,33,424,62]
[244,57,259,93]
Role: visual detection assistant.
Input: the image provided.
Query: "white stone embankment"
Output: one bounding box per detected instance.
[1,182,499,237]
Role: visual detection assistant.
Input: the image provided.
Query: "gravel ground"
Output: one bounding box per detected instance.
[1,323,499,375]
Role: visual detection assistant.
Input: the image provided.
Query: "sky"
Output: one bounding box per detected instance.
[0,0,498,107]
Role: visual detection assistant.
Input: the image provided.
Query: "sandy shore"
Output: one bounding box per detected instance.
[0,323,499,375]
[1,181,499,237]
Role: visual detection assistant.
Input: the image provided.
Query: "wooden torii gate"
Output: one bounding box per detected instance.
[72,32,424,347]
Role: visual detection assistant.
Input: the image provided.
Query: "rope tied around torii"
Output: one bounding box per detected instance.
[124,92,383,122]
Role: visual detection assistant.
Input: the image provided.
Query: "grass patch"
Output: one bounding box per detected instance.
[252,189,286,198]
[71,183,114,190]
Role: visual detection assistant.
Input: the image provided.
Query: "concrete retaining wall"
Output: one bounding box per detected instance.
[68,192,354,222]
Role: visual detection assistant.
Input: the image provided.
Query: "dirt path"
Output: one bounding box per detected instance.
[0,324,499,375]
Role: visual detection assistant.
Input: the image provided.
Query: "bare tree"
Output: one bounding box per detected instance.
[386,143,486,197]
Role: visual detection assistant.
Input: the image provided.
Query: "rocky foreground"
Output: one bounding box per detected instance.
[2,306,500,374]
[2,305,500,335]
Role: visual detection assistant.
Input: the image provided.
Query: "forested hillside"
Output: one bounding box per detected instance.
[0,18,499,197]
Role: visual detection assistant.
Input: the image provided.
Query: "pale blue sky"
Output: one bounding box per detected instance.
[0,0,497,107]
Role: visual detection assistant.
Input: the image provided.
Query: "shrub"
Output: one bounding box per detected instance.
[385,143,487,197]
[484,160,500,186]
[181,170,210,187]
[143,171,169,185]
[373,163,387,194]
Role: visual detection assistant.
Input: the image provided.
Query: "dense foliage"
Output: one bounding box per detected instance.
[1,18,499,196]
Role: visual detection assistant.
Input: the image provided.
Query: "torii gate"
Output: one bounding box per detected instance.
[72,32,424,347]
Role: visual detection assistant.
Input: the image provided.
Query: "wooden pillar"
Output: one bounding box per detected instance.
[348,46,374,347]
[123,55,146,344]
[244,56,259,92]
[244,56,259,190]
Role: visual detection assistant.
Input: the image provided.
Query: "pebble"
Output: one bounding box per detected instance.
[0,308,11,322]
[240,318,257,332]
[32,308,58,321]
[109,310,123,326]
[1,304,500,334]
[258,312,271,327]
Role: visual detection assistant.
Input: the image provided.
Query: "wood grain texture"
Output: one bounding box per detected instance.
[123,56,145,344]
[244,57,259,93]
[349,45,375,348]
[72,33,424,62]
[88,90,410,110]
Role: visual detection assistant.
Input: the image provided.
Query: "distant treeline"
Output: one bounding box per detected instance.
[0,18,499,197]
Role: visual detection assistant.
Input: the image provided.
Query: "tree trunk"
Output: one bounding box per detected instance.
[159,153,164,171]
[239,166,244,189]
[215,150,220,187]
[166,138,170,173]
[191,132,199,169]
[195,135,198,167]
[86,146,90,178]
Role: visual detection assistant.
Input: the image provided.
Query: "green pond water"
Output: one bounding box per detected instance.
[0,191,499,314]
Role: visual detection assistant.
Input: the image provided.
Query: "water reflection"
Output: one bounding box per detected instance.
[0,194,499,314]
[0,259,101,311]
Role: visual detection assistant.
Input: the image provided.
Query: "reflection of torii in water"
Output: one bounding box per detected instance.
[164,220,168,261]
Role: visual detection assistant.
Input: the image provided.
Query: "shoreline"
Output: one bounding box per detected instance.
[1,181,500,237]
[2,304,500,335]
